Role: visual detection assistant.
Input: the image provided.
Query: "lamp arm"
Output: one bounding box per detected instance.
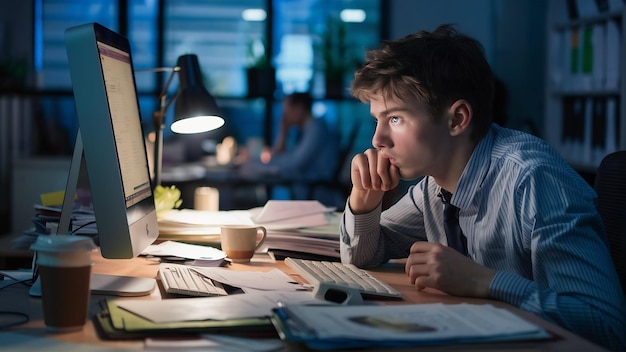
[157,66,181,114]
[147,66,180,187]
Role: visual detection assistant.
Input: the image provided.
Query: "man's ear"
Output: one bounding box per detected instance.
[448,99,472,136]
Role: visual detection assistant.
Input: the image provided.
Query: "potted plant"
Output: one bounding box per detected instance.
[245,38,275,98]
[317,18,359,99]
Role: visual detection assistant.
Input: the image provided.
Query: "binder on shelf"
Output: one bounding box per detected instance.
[592,96,608,165]
[580,26,594,91]
[561,97,586,162]
[583,97,594,164]
[592,23,606,89]
[549,31,565,88]
[567,28,581,90]
[605,20,620,90]
[605,97,619,155]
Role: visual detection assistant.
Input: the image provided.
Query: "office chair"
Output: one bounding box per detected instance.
[594,150,626,296]
[306,123,360,208]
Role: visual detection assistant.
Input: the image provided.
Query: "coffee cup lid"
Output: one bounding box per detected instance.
[30,235,97,253]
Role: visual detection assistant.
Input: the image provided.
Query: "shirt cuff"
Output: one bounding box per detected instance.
[489,270,534,308]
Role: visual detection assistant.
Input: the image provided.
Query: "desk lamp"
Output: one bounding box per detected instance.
[150,54,224,186]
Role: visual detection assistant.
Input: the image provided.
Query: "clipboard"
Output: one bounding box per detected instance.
[269,303,552,350]
[94,299,276,340]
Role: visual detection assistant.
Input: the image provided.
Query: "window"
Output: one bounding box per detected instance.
[36,0,117,89]
[32,0,380,152]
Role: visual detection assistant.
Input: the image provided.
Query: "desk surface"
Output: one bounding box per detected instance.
[1,251,606,351]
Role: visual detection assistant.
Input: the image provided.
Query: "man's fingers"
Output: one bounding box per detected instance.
[409,241,438,254]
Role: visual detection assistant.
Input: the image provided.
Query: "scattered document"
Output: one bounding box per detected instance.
[116,291,321,324]
[191,267,304,292]
[252,200,334,230]
[271,303,550,349]
[141,241,226,261]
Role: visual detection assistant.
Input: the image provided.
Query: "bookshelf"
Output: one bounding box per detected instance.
[544,0,626,172]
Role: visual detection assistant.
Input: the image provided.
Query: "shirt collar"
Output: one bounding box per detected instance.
[449,124,496,210]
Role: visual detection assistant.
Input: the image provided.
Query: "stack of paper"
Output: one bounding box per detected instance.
[251,201,341,259]
[271,303,550,349]
[28,204,97,237]
[157,209,254,240]
[157,201,341,260]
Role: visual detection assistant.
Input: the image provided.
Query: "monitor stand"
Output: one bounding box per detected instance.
[29,133,156,297]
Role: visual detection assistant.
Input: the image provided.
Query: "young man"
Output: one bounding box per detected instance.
[340,25,626,350]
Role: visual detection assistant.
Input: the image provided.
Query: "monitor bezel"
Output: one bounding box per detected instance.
[64,22,159,259]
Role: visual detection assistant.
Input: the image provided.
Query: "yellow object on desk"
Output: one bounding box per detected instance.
[154,185,183,216]
[39,190,66,207]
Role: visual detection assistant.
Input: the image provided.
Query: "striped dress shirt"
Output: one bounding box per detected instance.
[340,124,626,350]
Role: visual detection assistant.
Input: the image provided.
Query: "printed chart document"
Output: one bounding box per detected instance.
[271,303,550,349]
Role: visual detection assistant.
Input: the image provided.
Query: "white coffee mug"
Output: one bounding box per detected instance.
[220,225,267,263]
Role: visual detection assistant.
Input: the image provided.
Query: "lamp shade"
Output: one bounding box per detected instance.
[171,54,224,134]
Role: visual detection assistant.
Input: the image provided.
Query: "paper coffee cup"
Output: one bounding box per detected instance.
[195,186,219,211]
[30,235,96,333]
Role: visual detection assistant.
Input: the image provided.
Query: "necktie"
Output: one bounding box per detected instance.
[440,189,468,256]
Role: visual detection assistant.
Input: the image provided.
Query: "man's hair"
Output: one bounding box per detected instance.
[350,24,494,140]
[287,92,313,112]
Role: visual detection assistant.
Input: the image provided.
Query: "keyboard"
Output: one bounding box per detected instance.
[158,263,227,297]
[284,257,402,299]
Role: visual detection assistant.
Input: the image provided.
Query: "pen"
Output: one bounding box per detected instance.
[274,301,316,339]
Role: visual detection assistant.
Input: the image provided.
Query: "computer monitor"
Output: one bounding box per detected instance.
[62,22,159,259]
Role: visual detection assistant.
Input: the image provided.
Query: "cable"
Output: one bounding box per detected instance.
[0,311,30,329]
[0,275,33,329]
[0,274,33,290]
[71,220,97,234]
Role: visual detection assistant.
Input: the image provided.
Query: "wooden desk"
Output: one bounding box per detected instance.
[1,251,607,351]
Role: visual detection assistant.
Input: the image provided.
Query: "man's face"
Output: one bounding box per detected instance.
[370,94,451,180]
[282,99,304,125]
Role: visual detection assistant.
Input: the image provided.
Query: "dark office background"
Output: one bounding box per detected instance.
[0,0,547,234]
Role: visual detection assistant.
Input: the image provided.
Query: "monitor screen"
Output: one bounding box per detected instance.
[64,23,159,259]
[96,41,152,209]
